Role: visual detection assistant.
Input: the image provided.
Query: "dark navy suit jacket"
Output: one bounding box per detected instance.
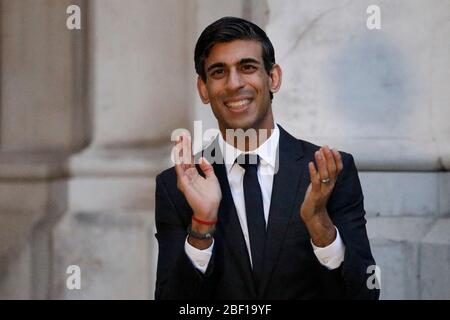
[154,125,379,300]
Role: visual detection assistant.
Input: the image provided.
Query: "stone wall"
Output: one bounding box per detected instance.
[0,0,448,299]
[263,0,450,299]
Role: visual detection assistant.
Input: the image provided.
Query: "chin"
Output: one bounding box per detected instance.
[223,118,256,131]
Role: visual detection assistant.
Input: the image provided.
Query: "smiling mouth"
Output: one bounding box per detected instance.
[224,99,252,111]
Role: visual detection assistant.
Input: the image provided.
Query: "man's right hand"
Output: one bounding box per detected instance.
[174,134,222,237]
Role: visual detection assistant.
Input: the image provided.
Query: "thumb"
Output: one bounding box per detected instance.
[305,183,312,196]
[199,157,215,179]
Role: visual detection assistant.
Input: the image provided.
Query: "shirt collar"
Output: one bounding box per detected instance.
[217,124,280,173]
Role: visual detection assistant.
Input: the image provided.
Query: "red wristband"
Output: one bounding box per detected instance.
[192,215,217,225]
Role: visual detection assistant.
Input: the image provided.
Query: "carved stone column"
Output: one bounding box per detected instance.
[50,0,192,299]
[0,0,86,299]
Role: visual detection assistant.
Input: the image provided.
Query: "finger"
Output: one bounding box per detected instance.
[199,157,215,179]
[175,160,184,181]
[315,150,330,183]
[308,161,320,193]
[175,156,187,191]
[174,136,189,186]
[180,134,187,165]
[332,149,343,174]
[174,136,183,166]
[186,134,194,165]
[185,166,199,181]
[322,145,337,180]
[180,133,192,167]
[175,138,184,173]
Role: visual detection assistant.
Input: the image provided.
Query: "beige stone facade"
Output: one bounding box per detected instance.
[0,0,449,299]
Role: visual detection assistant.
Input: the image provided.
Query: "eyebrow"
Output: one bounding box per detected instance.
[206,62,226,73]
[239,58,260,65]
[206,58,261,73]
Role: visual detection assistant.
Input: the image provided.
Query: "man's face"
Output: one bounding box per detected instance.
[197,40,281,132]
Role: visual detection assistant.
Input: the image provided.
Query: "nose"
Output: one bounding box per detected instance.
[226,68,244,92]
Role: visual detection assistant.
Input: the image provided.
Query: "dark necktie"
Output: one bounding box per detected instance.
[236,153,266,288]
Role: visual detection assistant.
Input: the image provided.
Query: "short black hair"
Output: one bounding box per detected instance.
[194,17,276,87]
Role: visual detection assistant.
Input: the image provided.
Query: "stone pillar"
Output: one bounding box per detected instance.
[50,0,192,299]
[0,0,86,299]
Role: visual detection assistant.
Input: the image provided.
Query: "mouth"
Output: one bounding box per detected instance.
[224,98,252,113]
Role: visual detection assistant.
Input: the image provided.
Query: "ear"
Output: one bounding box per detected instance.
[268,64,282,94]
[197,76,210,104]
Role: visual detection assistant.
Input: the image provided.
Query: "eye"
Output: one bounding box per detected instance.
[210,69,225,78]
[242,64,257,73]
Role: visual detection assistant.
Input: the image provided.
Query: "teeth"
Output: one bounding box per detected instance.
[226,99,251,109]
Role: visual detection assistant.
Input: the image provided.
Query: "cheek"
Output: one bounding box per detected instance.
[252,74,270,93]
[253,81,270,100]
[206,84,223,100]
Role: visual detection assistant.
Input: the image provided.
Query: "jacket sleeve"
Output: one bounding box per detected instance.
[154,172,217,300]
[321,152,380,300]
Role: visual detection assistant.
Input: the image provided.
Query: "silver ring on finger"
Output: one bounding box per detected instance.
[321,177,331,184]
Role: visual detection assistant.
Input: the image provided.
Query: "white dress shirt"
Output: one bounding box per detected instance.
[185,125,345,273]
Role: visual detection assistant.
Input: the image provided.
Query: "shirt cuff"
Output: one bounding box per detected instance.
[184,236,214,274]
[311,226,345,270]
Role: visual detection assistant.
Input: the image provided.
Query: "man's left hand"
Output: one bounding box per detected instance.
[300,145,343,247]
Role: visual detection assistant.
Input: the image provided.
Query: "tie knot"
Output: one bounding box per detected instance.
[236,153,260,170]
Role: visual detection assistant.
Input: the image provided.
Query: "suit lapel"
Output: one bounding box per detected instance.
[259,126,308,297]
[201,140,258,298]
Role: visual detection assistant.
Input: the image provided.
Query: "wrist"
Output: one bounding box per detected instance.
[191,219,216,233]
[187,222,215,250]
[192,214,217,225]
[303,211,336,247]
[192,208,218,222]
[301,208,329,225]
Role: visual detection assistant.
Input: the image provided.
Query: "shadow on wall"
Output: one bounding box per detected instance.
[326,31,415,138]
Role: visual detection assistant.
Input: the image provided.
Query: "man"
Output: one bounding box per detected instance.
[155,17,379,300]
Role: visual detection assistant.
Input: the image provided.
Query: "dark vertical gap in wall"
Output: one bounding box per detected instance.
[0,1,3,149]
[242,0,253,21]
[71,0,90,152]
[242,0,270,30]
[84,0,93,150]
